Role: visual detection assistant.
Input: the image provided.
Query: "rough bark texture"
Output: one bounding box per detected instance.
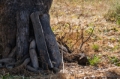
[30,12,53,69]
[40,14,62,68]
[29,39,39,69]
[16,10,29,59]
[0,0,53,57]
[0,0,63,74]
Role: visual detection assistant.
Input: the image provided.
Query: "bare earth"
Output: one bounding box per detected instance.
[49,0,120,78]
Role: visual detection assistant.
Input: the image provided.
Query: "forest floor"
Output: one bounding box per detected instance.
[50,0,120,78]
[1,0,120,79]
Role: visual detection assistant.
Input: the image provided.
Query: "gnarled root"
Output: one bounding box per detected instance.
[8,46,16,58]
[0,58,14,64]
[26,65,44,74]
[30,11,53,69]
[40,14,62,68]
[0,11,63,74]
[29,39,39,69]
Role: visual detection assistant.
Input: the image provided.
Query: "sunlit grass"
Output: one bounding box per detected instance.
[50,0,120,66]
[104,0,120,25]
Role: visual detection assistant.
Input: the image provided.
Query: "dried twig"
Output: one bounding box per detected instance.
[79,26,95,51]
[61,45,65,73]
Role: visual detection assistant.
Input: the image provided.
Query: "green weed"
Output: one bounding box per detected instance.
[85,26,94,34]
[92,44,99,52]
[0,74,30,79]
[88,55,100,66]
[109,56,120,66]
[112,45,120,51]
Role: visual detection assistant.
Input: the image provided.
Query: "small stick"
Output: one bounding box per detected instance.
[57,42,68,53]
[61,45,64,73]
[79,26,95,51]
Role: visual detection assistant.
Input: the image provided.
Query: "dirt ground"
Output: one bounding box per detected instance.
[49,0,120,78]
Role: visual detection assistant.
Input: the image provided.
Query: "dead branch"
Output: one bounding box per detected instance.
[79,26,95,51]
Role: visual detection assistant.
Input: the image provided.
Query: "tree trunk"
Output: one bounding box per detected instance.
[0,0,62,74]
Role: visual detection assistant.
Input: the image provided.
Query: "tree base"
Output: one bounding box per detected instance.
[0,12,62,74]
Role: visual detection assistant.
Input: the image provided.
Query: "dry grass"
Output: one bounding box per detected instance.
[50,0,120,59]
[50,0,120,78]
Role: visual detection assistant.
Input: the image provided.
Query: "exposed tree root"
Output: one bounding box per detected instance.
[0,11,62,74]
[26,65,44,74]
[30,11,53,70]
[29,39,39,69]
[40,14,62,68]
[21,58,30,67]
[8,46,16,58]
[15,55,29,67]
[0,58,14,63]
[0,0,64,75]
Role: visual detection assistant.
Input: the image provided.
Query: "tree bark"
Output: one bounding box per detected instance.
[16,10,29,60]
[29,39,39,69]
[40,14,62,68]
[30,12,53,70]
[0,0,62,74]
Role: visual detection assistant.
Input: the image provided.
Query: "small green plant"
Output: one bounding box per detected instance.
[92,44,99,52]
[1,74,14,79]
[109,56,120,66]
[88,55,100,66]
[0,74,30,79]
[85,27,94,34]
